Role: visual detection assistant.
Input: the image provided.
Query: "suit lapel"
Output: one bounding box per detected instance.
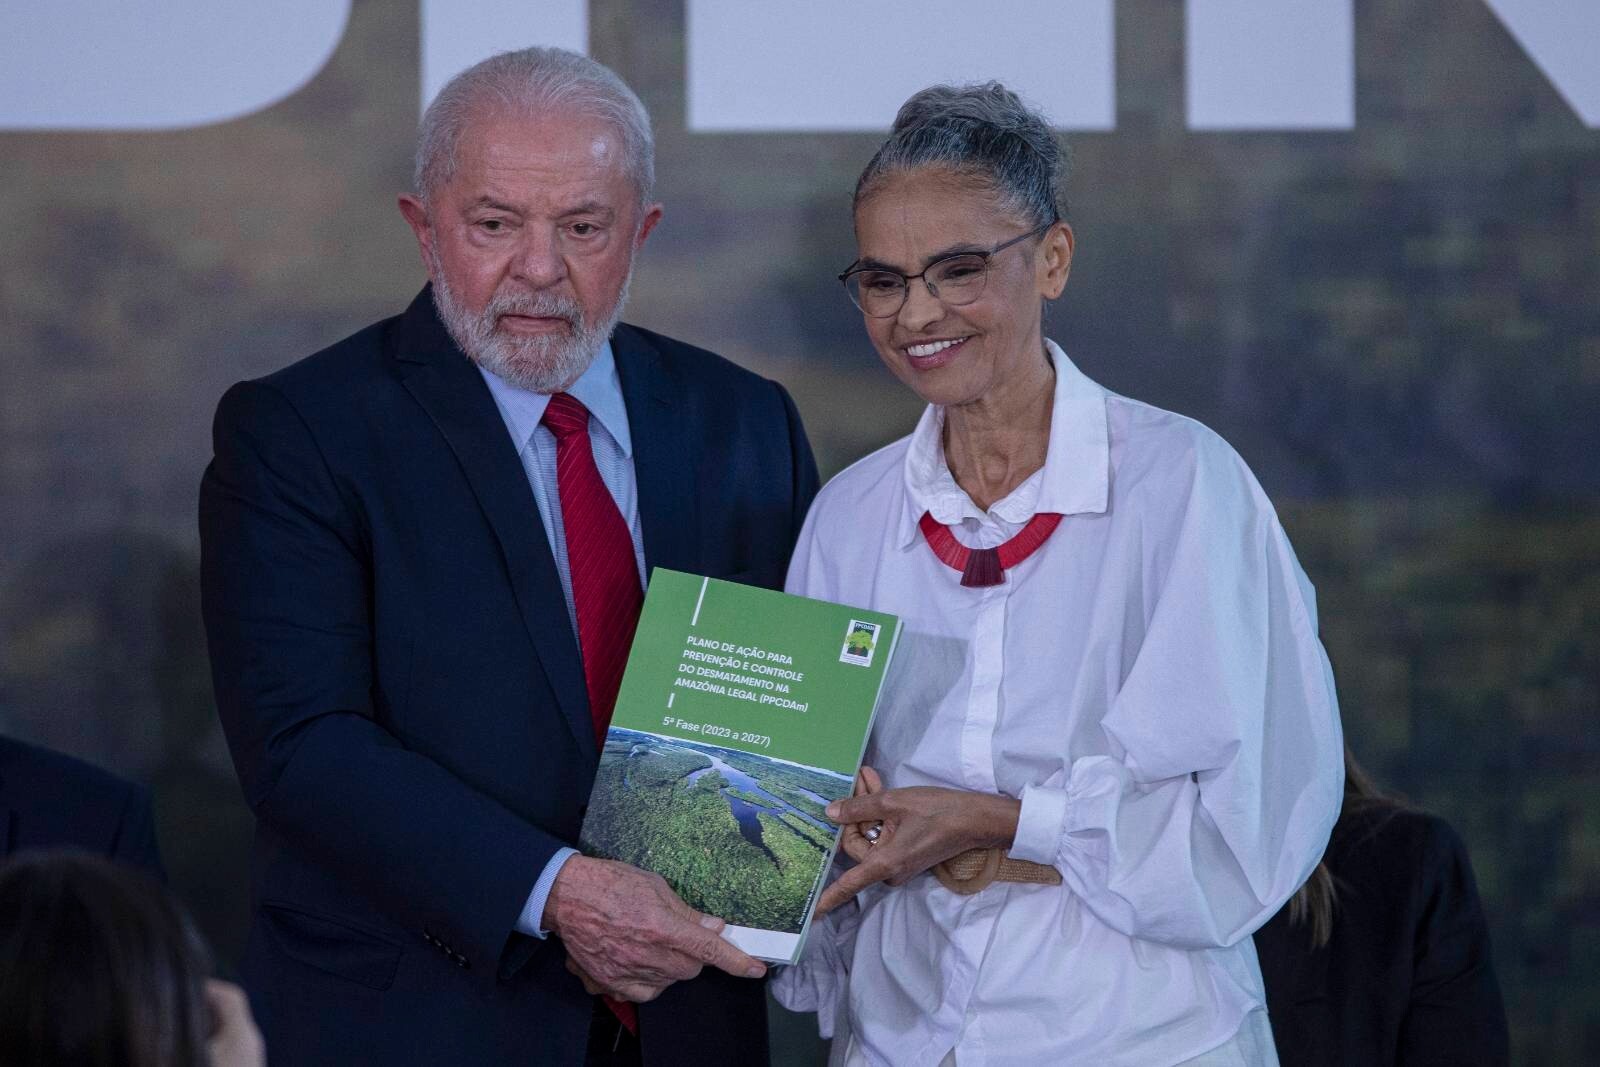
[613,326,700,580]
[393,289,595,759]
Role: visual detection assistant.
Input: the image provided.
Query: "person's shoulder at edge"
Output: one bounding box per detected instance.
[0,735,163,875]
[1327,803,1475,889]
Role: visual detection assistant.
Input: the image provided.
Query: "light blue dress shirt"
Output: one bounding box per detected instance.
[477,342,646,939]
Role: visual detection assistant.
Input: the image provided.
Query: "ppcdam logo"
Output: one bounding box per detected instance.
[840,621,880,667]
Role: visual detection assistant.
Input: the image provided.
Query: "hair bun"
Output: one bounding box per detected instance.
[891,82,1027,135]
[858,81,1068,227]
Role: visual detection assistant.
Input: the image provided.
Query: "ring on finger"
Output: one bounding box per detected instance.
[862,821,884,844]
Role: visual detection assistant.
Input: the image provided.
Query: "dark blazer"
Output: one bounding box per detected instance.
[199,288,819,1066]
[0,734,163,875]
[1253,806,1509,1067]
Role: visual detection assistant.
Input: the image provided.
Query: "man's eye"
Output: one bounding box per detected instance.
[478,219,506,233]
[570,222,598,237]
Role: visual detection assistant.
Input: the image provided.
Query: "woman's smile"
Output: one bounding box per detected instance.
[903,336,971,368]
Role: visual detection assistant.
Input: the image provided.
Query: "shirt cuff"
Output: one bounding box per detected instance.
[515,847,579,939]
[1010,784,1068,865]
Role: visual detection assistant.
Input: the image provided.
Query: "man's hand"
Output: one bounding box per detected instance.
[544,855,767,1003]
[815,766,1021,917]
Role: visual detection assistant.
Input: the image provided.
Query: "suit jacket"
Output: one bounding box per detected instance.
[199,288,819,1066]
[1253,805,1509,1066]
[0,734,163,875]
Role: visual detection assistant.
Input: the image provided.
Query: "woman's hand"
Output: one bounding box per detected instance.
[836,766,885,866]
[816,766,1021,916]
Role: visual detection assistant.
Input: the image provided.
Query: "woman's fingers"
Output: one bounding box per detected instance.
[814,859,888,916]
[826,792,887,825]
[839,823,874,864]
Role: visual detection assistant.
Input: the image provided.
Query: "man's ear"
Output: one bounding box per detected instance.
[398,194,436,275]
[634,202,664,249]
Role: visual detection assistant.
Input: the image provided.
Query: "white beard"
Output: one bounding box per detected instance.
[428,250,629,394]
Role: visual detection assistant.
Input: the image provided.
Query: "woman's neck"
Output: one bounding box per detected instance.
[942,345,1055,513]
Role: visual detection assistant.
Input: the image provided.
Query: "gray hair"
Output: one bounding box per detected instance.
[414,47,655,207]
[854,82,1068,227]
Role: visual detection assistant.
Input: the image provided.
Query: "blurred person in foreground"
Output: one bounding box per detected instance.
[199,47,816,1066]
[0,732,163,876]
[1253,745,1509,1065]
[0,850,261,1067]
[770,83,1344,1066]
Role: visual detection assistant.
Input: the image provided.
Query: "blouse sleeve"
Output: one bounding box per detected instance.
[1007,438,1345,950]
[767,889,865,1038]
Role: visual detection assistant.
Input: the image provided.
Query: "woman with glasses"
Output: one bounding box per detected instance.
[771,82,1344,1066]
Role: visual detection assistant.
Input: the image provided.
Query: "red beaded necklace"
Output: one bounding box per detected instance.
[918,511,1063,587]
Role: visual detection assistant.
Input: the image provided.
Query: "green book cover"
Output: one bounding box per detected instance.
[578,568,900,963]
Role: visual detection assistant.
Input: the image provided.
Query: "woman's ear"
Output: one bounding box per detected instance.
[1038,221,1075,300]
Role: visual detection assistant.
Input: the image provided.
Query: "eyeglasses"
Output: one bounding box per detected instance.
[838,221,1055,318]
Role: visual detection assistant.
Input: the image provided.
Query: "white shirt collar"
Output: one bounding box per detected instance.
[477,340,633,457]
[898,339,1110,547]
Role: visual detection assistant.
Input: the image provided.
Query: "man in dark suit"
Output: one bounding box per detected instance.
[0,733,163,875]
[199,47,818,1066]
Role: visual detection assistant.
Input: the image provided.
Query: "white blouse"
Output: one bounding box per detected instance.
[772,343,1344,1067]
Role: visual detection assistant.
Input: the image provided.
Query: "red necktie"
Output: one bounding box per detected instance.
[541,393,642,1038]
[542,393,644,745]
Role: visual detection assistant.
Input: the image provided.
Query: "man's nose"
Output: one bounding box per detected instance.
[510,228,567,288]
[897,276,946,332]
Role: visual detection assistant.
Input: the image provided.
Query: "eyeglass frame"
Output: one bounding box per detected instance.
[837,218,1058,317]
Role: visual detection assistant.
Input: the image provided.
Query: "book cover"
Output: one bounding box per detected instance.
[578,568,900,963]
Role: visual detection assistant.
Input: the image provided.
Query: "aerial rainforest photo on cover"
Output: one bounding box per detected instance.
[583,728,852,934]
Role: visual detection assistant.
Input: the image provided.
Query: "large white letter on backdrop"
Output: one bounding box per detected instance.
[1186,0,1354,129]
[420,0,588,111]
[1482,0,1600,127]
[683,0,1115,131]
[0,1,350,130]
[2,2,1591,131]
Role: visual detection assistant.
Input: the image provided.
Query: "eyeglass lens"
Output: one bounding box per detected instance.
[848,254,990,317]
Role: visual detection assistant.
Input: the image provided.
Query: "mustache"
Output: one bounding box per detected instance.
[486,290,584,326]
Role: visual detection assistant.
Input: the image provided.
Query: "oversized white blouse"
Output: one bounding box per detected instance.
[772,343,1344,1067]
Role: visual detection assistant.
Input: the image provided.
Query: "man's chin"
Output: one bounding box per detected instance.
[471,338,594,394]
